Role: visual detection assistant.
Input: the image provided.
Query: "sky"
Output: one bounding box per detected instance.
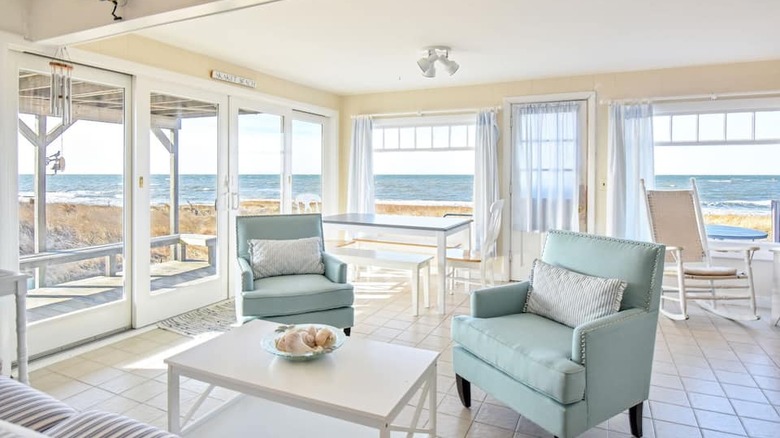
[17,114,780,177]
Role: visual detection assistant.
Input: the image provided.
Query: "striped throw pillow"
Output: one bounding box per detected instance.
[0,377,75,432]
[248,237,325,279]
[525,259,627,328]
[47,411,178,438]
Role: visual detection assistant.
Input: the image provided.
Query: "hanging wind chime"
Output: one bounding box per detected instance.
[49,51,73,125]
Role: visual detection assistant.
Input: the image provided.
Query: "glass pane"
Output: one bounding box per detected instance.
[450,125,468,148]
[432,126,449,148]
[755,111,780,140]
[399,127,415,149]
[372,128,384,150]
[149,93,218,294]
[698,113,725,142]
[291,119,323,213]
[467,125,476,147]
[415,126,432,149]
[237,110,283,215]
[726,112,753,140]
[18,70,126,322]
[653,116,671,142]
[671,115,697,142]
[384,128,399,149]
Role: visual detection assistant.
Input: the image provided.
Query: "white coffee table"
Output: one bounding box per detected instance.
[165,320,439,437]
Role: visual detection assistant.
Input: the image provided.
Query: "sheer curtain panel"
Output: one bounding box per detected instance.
[474,110,500,252]
[347,116,375,214]
[512,101,584,232]
[606,103,654,240]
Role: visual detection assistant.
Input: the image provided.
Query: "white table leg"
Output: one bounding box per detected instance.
[411,268,420,317]
[423,263,430,308]
[437,233,446,315]
[168,367,181,434]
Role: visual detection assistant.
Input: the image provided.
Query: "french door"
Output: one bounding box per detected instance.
[133,80,229,327]
[14,54,133,356]
[507,95,594,280]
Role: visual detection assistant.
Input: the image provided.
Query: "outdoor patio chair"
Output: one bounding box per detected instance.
[235,214,354,332]
[641,178,759,321]
[451,230,665,438]
[446,199,504,292]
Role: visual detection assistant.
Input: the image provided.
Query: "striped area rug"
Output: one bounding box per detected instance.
[157,299,238,337]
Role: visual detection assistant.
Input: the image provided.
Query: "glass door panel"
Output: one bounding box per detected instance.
[237,110,284,215]
[148,93,219,294]
[291,119,323,213]
[16,58,131,356]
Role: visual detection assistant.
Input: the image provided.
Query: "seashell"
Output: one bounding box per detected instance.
[286,331,318,354]
[315,328,336,348]
[301,331,317,348]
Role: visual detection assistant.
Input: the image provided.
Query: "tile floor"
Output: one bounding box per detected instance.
[27,273,780,438]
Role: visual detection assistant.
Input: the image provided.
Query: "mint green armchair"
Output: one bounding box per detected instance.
[451,230,664,438]
[236,214,354,333]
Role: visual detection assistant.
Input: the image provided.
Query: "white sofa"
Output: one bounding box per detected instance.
[0,376,177,438]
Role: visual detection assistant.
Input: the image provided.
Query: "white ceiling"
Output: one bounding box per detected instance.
[139,0,780,95]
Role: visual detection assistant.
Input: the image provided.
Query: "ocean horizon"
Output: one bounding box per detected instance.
[17,174,780,215]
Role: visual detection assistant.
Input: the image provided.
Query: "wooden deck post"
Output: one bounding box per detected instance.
[152,126,180,262]
[33,115,47,288]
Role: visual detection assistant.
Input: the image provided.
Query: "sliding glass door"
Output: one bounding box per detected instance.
[133,82,229,327]
[291,116,325,214]
[16,54,132,356]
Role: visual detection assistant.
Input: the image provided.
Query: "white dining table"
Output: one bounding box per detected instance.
[322,213,473,315]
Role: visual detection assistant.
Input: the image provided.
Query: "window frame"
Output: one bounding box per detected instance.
[372,114,476,152]
[654,98,780,147]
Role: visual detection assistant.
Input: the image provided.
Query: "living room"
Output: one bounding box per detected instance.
[1,1,780,437]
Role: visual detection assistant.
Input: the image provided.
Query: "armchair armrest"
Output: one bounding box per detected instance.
[572,308,658,421]
[237,257,254,292]
[322,252,348,284]
[471,281,530,319]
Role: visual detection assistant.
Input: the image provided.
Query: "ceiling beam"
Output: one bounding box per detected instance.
[27,0,282,45]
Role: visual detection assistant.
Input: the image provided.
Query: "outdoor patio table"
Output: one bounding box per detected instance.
[705,224,768,241]
[322,213,473,315]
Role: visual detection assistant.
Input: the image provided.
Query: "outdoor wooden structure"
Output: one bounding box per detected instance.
[18,70,218,287]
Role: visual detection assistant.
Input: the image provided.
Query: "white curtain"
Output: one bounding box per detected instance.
[606,103,654,240]
[474,110,500,252]
[347,116,375,214]
[513,101,583,232]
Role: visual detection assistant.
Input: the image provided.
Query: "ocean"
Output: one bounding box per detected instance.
[17,174,780,214]
[17,174,475,206]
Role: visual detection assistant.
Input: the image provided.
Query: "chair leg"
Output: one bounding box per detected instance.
[629,401,643,437]
[343,327,351,336]
[455,374,471,408]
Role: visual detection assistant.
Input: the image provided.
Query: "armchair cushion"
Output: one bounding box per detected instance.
[452,313,585,405]
[248,237,325,279]
[243,274,353,318]
[526,259,626,328]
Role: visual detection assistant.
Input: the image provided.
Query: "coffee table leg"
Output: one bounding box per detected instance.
[168,367,180,434]
[428,364,437,437]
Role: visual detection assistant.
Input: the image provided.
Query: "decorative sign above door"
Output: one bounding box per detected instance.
[210,70,256,88]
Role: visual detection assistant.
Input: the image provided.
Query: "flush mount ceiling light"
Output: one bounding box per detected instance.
[417,46,459,78]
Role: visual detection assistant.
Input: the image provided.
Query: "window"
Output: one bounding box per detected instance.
[371,115,476,216]
[653,98,780,240]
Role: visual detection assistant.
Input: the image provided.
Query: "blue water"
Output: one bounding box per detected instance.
[19,174,777,213]
[655,175,780,214]
[18,174,474,205]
